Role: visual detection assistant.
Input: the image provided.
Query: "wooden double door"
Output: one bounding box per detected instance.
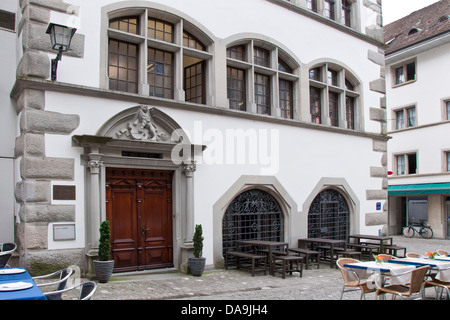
[106,168,174,272]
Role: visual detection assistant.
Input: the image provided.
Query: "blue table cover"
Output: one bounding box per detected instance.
[0,268,46,300]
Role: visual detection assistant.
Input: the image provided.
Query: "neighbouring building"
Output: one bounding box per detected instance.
[1,0,387,276]
[385,0,450,239]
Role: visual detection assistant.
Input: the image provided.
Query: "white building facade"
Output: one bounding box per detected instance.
[385,0,450,239]
[4,0,387,276]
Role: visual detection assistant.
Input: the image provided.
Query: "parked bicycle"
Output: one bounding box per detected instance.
[402,219,433,239]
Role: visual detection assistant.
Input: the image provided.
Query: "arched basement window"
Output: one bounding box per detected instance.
[308,189,350,240]
[222,189,284,259]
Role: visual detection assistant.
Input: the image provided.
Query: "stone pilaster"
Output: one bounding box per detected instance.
[180,163,196,274]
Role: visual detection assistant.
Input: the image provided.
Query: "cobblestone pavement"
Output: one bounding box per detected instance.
[88,236,450,301]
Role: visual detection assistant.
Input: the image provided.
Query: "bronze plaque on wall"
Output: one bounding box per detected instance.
[53,185,76,200]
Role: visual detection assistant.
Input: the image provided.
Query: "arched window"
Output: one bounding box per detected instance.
[309,62,360,130]
[222,189,284,259]
[107,8,213,104]
[308,189,350,240]
[226,40,299,119]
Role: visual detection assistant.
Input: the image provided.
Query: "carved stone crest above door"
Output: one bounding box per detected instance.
[97,105,187,143]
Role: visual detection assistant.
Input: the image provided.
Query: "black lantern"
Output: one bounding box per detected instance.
[46,23,77,81]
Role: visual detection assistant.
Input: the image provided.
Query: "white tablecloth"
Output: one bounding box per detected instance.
[346,261,415,285]
[431,259,450,282]
[393,258,450,282]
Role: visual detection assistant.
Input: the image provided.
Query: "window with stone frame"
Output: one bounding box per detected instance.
[341,0,352,27]
[393,59,416,86]
[226,40,298,119]
[447,152,450,172]
[306,0,318,13]
[324,0,336,20]
[309,63,360,129]
[396,153,417,175]
[394,105,416,130]
[445,100,450,120]
[107,8,213,103]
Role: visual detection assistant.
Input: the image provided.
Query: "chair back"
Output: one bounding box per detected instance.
[80,282,97,300]
[45,281,97,300]
[437,250,448,257]
[336,258,359,283]
[56,268,73,291]
[406,253,420,258]
[0,252,12,268]
[0,243,16,253]
[409,266,430,294]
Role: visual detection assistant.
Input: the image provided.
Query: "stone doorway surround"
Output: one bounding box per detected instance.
[72,105,205,276]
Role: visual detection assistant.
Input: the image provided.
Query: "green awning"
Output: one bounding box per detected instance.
[388,183,450,195]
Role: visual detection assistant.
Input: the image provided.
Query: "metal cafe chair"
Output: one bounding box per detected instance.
[376,265,430,300]
[0,243,17,253]
[0,252,13,268]
[32,267,73,292]
[336,258,377,300]
[44,281,97,300]
[0,242,17,268]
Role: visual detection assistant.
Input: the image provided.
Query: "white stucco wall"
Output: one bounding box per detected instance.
[0,0,19,242]
[386,41,450,179]
[14,0,387,264]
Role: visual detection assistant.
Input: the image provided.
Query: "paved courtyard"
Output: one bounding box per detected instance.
[88,236,449,301]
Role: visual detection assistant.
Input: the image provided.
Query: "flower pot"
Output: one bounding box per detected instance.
[188,257,206,277]
[94,260,114,283]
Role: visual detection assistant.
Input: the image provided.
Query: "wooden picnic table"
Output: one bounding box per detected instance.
[238,240,289,275]
[348,234,393,254]
[298,238,347,268]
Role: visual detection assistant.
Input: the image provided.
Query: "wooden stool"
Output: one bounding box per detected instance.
[289,248,320,269]
[272,255,303,279]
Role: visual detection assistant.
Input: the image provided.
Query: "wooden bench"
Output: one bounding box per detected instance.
[383,245,407,258]
[289,248,320,269]
[272,255,303,279]
[225,251,267,276]
[347,243,379,258]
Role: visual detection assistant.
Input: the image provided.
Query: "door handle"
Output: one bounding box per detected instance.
[142,227,150,235]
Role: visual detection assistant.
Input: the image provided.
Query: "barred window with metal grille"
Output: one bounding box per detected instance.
[222,189,284,260]
[308,189,350,241]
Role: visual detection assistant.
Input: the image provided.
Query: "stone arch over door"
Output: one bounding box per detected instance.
[213,175,298,268]
[302,178,360,238]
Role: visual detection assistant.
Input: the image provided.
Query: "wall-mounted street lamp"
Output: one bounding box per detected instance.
[46,23,77,81]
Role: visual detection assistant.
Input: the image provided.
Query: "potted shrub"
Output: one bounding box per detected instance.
[188,224,205,276]
[93,220,114,283]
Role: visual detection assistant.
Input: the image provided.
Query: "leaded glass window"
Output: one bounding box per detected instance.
[108,39,138,93]
[227,67,246,111]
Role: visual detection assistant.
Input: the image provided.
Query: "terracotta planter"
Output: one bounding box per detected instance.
[93,260,114,283]
[188,257,206,277]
